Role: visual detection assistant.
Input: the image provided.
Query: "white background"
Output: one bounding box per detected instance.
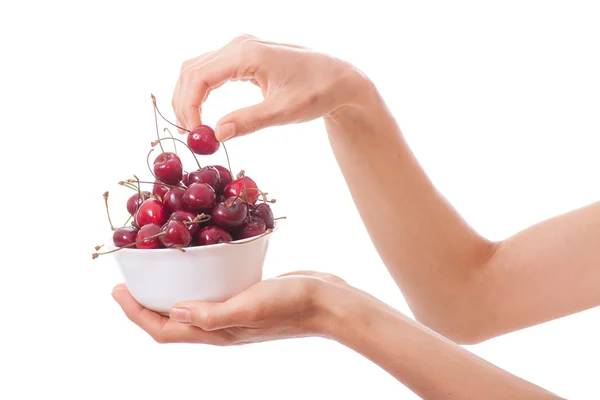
[1,1,599,399]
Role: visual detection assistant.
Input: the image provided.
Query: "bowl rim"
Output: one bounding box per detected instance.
[106,222,279,253]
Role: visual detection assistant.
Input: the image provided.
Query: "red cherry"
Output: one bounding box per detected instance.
[224,176,260,204]
[251,203,274,229]
[153,152,183,185]
[182,172,190,187]
[113,226,138,248]
[182,183,216,213]
[188,167,220,190]
[211,197,248,229]
[135,198,167,227]
[163,188,185,214]
[197,226,232,246]
[209,165,232,194]
[235,216,266,240]
[187,125,220,155]
[168,210,201,234]
[126,191,151,216]
[135,223,164,249]
[160,220,192,248]
[152,181,169,199]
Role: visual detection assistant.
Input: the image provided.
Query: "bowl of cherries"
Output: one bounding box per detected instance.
[93,95,283,314]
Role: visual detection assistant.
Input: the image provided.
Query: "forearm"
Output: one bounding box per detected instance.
[320,284,562,400]
[324,79,494,338]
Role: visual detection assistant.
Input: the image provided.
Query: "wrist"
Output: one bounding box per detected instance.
[326,66,383,124]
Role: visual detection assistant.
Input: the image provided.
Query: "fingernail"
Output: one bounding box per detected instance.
[216,122,236,142]
[170,307,191,323]
[111,285,125,295]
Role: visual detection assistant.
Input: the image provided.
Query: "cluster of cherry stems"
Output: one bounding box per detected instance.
[92,95,283,259]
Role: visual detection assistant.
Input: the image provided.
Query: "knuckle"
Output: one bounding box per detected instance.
[151,333,168,344]
[245,117,263,133]
[232,34,257,44]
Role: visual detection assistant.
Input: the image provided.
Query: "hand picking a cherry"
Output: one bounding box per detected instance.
[92,95,285,259]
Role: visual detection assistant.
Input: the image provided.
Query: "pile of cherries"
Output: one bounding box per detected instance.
[92,95,278,259]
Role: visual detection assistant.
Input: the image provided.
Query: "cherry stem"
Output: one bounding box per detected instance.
[151,94,190,133]
[92,231,167,259]
[274,216,287,221]
[239,170,251,218]
[122,214,133,227]
[126,179,185,191]
[225,229,273,245]
[146,148,158,180]
[151,95,166,155]
[152,137,202,170]
[103,191,116,231]
[164,128,177,155]
[133,174,143,207]
[222,143,234,180]
[95,244,105,251]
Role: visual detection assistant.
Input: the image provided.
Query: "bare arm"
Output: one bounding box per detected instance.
[171,35,600,344]
[325,86,600,343]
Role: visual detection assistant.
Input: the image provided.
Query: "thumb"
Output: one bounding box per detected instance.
[215,98,285,142]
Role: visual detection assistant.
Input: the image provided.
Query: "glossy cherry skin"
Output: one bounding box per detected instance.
[182,183,216,213]
[168,210,201,234]
[160,220,192,248]
[197,226,232,246]
[234,216,266,240]
[209,165,232,194]
[188,167,220,190]
[135,198,167,227]
[211,197,248,229]
[251,203,274,229]
[182,172,190,187]
[135,223,164,249]
[163,188,186,214]
[153,152,183,185]
[126,191,151,216]
[112,226,138,248]
[187,125,220,155]
[224,176,260,204]
[152,182,169,200]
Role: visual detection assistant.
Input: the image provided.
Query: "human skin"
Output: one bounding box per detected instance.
[112,34,599,398]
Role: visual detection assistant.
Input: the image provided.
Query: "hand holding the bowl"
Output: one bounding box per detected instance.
[171,34,374,140]
[111,271,348,345]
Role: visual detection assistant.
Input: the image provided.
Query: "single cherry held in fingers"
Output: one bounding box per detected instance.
[182,182,216,213]
[169,210,201,234]
[197,226,232,246]
[126,191,151,216]
[153,152,183,185]
[152,181,169,199]
[160,220,192,248]
[224,176,260,204]
[163,188,185,214]
[235,216,266,240]
[210,165,232,193]
[212,197,248,229]
[188,167,220,191]
[188,125,220,155]
[113,226,138,248]
[136,198,167,227]
[135,223,164,249]
[251,203,275,229]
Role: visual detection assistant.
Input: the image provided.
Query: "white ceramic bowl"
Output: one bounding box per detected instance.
[108,228,275,314]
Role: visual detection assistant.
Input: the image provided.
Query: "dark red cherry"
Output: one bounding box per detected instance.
[182,172,190,187]
[224,176,259,204]
[197,226,232,246]
[152,181,169,199]
[153,152,183,185]
[163,188,186,214]
[168,210,201,234]
[113,226,138,248]
[135,223,164,249]
[188,167,220,190]
[160,220,192,248]
[135,198,167,227]
[126,191,151,216]
[235,216,266,240]
[209,165,232,193]
[251,203,274,229]
[211,197,248,229]
[187,125,220,155]
[182,183,216,213]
